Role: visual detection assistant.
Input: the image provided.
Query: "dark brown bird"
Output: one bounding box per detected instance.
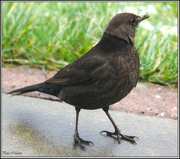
[8,13,149,150]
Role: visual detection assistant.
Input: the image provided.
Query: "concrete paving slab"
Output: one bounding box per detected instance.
[2,93,178,157]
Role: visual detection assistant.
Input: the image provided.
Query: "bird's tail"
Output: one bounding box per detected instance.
[7,82,61,97]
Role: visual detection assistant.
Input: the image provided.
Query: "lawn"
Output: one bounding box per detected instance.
[2,2,178,88]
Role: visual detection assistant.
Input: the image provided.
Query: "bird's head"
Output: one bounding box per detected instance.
[105,13,149,44]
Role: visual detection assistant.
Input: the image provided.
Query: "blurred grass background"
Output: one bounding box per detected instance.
[2,2,178,88]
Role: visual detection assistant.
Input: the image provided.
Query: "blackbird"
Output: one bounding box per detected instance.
[8,13,149,150]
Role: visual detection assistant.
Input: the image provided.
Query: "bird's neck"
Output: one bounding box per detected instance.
[97,32,133,54]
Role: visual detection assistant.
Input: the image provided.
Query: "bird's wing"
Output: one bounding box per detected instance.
[45,55,106,86]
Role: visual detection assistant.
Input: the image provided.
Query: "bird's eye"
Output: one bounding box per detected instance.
[131,18,135,24]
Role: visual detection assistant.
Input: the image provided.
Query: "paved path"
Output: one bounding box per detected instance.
[2,94,178,157]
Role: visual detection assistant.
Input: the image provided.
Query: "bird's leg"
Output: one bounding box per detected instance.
[100,106,138,144]
[74,107,94,150]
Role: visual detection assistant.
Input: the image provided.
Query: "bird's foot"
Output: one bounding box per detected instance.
[100,130,138,144]
[74,133,94,151]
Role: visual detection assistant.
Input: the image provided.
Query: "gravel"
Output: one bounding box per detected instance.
[2,66,178,120]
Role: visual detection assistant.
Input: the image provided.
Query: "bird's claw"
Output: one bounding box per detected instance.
[100,130,138,144]
[74,133,94,151]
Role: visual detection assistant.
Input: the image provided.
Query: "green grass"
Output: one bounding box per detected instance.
[2,2,178,88]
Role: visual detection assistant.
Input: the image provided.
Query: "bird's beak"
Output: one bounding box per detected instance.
[138,15,149,22]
